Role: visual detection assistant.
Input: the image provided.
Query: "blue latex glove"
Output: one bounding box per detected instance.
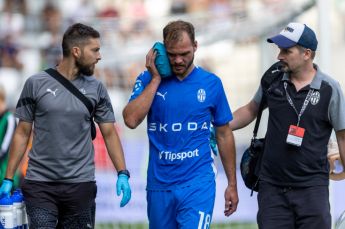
[210,126,218,156]
[116,174,131,207]
[152,42,172,78]
[0,179,13,197]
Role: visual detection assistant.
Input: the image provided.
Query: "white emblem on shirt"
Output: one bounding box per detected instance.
[47,88,58,97]
[310,91,320,105]
[156,91,167,100]
[197,89,206,102]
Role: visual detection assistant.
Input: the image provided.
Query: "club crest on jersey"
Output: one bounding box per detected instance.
[134,80,142,91]
[197,89,206,102]
[310,91,320,105]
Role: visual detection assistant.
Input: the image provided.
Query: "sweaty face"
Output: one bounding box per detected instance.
[165,32,197,79]
[76,38,101,76]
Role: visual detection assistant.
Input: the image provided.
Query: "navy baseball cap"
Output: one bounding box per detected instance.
[267,22,318,51]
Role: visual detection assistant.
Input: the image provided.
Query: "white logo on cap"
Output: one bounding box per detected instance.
[280,22,305,43]
[284,27,294,33]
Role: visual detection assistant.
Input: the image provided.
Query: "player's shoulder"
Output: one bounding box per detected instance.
[316,67,339,88]
[24,70,50,85]
[133,71,153,86]
[194,66,220,82]
[81,74,102,85]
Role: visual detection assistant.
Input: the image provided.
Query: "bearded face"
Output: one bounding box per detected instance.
[75,53,95,76]
[75,38,101,76]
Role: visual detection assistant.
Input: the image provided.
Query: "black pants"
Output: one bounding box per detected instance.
[22,180,97,229]
[257,181,331,229]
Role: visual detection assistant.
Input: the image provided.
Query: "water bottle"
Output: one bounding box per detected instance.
[11,191,23,229]
[0,195,15,229]
[12,190,27,229]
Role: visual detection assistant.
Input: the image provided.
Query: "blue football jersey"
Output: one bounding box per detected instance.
[129,66,233,190]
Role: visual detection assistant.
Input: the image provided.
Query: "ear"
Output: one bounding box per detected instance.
[193,40,198,52]
[303,49,312,60]
[71,46,81,58]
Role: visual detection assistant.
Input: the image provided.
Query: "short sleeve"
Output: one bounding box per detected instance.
[94,83,116,123]
[329,82,345,131]
[129,71,152,102]
[15,77,36,122]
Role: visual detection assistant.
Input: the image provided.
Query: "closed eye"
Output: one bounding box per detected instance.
[167,51,190,58]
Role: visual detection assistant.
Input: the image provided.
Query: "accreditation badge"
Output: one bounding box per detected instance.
[286,125,305,147]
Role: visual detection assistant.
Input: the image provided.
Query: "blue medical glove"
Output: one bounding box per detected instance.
[116,174,131,207]
[210,126,218,156]
[0,179,13,197]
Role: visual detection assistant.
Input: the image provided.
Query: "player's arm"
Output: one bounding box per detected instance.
[216,123,239,216]
[99,122,127,171]
[229,99,259,131]
[5,120,32,179]
[123,49,161,129]
[99,122,131,207]
[336,129,345,169]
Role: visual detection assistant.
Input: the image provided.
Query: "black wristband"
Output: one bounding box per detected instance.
[118,169,130,178]
[4,178,13,183]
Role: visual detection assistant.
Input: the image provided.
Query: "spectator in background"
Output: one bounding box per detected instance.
[0,23,131,228]
[98,4,119,18]
[61,0,96,22]
[0,0,26,39]
[126,0,151,42]
[0,35,23,71]
[187,0,210,14]
[170,0,188,15]
[0,34,23,109]
[208,0,232,20]
[123,20,238,228]
[39,2,63,69]
[0,85,20,189]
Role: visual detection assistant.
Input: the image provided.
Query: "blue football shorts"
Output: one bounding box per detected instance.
[147,180,215,229]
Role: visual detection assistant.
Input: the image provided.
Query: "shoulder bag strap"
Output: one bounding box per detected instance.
[253,62,284,138]
[44,68,93,115]
[252,95,266,138]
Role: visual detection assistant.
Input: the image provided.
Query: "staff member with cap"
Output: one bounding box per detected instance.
[229,22,345,229]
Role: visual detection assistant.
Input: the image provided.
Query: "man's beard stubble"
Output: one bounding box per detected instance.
[172,55,194,77]
[76,58,94,76]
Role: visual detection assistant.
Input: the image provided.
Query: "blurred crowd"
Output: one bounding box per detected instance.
[0,0,309,109]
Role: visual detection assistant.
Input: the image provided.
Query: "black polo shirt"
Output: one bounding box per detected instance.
[253,65,345,187]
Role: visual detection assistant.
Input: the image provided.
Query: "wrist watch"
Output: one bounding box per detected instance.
[118,169,130,178]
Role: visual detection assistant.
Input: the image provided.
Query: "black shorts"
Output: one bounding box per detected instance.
[21,179,97,229]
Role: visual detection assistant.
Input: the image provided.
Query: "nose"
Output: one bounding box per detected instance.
[173,55,183,64]
[277,51,284,61]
